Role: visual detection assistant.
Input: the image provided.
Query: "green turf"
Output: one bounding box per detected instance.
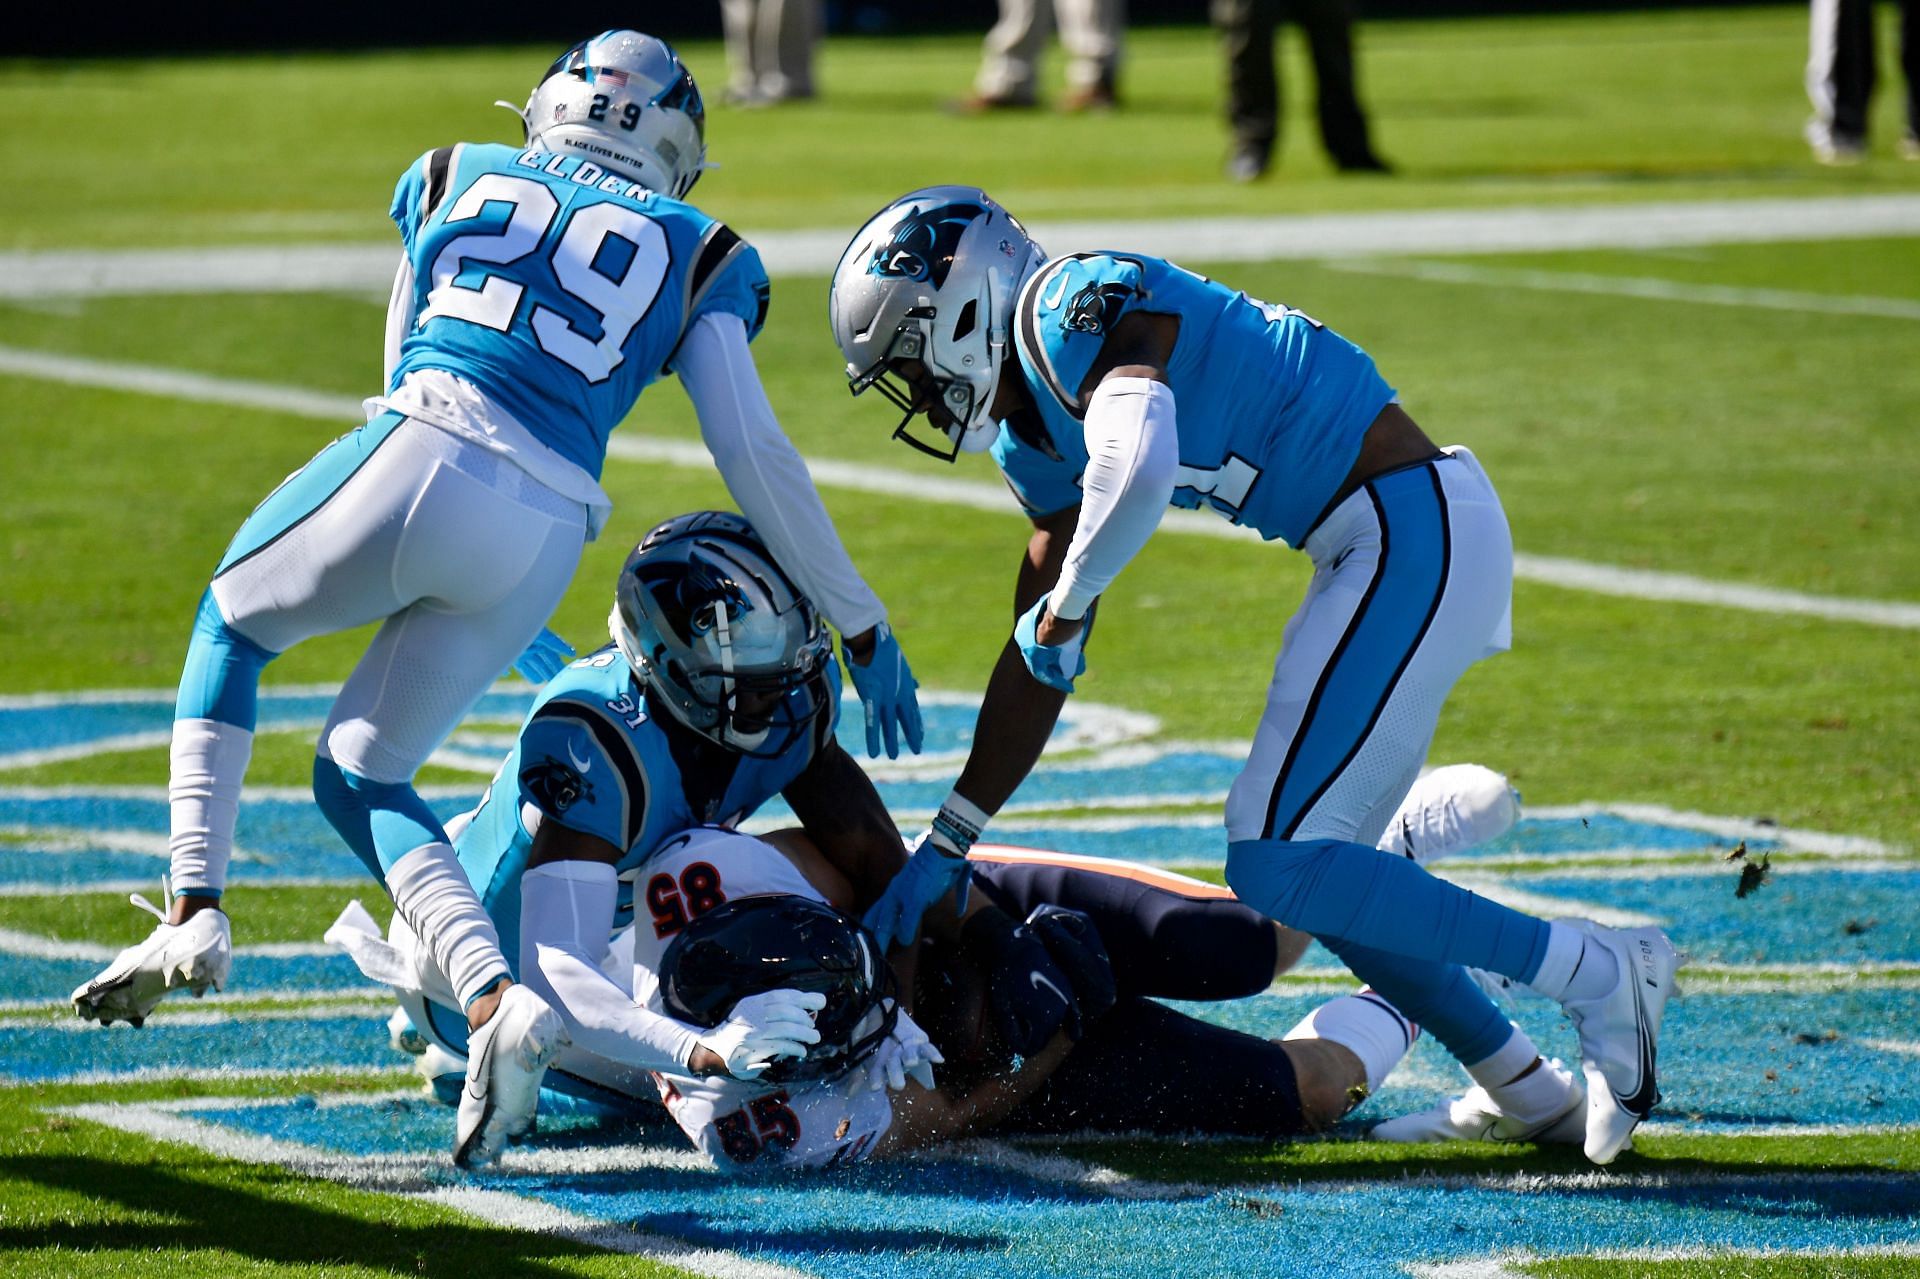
[0,1082,690,1279]
[2,9,1917,251]
[3,11,1917,1274]
[0,885,379,948]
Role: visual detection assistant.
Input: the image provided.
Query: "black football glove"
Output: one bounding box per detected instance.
[1024,904,1116,1026]
[963,906,1083,1055]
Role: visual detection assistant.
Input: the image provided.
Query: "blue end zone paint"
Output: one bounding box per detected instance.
[1508,868,1918,965]
[181,1092,1920,1279]
[7,685,1919,1274]
[0,1015,392,1082]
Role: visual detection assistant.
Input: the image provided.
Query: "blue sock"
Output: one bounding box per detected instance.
[312,756,449,881]
[175,589,277,728]
[1225,836,1551,982]
[1317,937,1514,1065]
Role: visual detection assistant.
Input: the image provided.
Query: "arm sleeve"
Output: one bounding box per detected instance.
[1048,377,1178,620]
[672,311,887,637]
[383,254,417,392]
[519,860,701,1072]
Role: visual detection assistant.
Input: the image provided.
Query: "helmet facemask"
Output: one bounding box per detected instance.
[610,515,832,760]
[831,187,1044,463]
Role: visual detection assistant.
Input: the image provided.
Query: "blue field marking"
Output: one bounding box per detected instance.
[1484,867,1919,966]
[0,952,371,1016]
[0,1014,393,1083]
[160,1091,1920,1279]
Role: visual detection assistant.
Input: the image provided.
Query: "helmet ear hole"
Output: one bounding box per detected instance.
[952,299,978,342]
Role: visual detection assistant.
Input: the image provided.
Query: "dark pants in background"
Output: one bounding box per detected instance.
[1215,0,1383,171]
[1807,0,1919,148]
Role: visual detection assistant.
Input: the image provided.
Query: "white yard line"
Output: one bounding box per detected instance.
[6,194,1920,297]
[1330,257,1920,320]
[3,343,1915,632]
[55,1098,810,1279]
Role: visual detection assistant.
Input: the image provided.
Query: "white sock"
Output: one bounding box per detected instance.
[1285,990,1419,1094]
[168,718,254,897]
[1464,1025,1567,1118]
[385,842,510,1008]
[1527,922,1619,1003]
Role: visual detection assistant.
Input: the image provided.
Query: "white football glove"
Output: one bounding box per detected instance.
[694,988,826,1081]
[853,1004,944,1095]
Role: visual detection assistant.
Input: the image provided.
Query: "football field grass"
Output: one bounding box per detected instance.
[2,7,1918,1276]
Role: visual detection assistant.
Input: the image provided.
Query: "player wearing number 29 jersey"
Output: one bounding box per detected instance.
[386,141,768,483]
[72,32,922,1172]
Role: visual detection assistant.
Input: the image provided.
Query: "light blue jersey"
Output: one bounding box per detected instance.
[389,142,771,478]
[454,646,837,963]
[993,252,1396,548]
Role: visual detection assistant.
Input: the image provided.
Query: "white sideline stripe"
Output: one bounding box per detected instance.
[7,195,1920,298]
[1332,257,1920,321]
[3,344,1917,632]
[1410,1243,1920,1277]
[0,999,392,1029]
[53,1099,810,1279]
[20,1064,402,1087]
[1441,879,1661,929]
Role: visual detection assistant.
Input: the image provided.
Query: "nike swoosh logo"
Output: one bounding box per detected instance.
[1029,970,1068,1004]
[1611,979,1659,1118]
[1043,271,1069,310]
[567,736,593,774]
[465,1026,495,1103]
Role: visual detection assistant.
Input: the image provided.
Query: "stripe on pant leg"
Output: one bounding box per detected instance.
[214,411,409,579]
[1262,462,1451,840]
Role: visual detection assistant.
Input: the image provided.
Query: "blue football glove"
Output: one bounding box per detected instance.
[509,627,574,685]
[844,622,924,759]
[861,830,971,951]
[1014,592,1090,693]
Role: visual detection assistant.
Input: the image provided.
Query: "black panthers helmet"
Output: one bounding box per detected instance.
[659,894,897,1084]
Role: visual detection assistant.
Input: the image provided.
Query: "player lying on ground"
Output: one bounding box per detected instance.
[358,825,1443,1169]
[72,30,923,1168]
[830,188,1678,1163]
[327,510,1537,1147]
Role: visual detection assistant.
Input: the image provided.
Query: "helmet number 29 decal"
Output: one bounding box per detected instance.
[419,173,668,383]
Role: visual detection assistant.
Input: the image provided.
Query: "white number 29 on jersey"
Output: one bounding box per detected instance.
[418,173,668,384]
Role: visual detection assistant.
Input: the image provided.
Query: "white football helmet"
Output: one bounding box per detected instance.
[505,30,707,200]
[829,187,1046,461]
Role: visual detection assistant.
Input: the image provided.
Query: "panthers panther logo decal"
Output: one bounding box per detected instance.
[1062,282,1137,335]
[869,203,987,288]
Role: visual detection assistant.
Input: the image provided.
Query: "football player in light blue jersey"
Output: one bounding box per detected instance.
[349,512,1101,1103]
[829,188,1678,1166]
[72,31,921,1169]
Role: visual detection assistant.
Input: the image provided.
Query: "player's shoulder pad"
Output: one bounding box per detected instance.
[679,210,771,343]
[1013,252,1151,417]
[390,144,469,239]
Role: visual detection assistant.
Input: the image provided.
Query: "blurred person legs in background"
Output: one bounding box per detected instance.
[722,0,821,104]
[1216,0,1388,181]
[959,0,1124,112]
[1805,0,1919,162]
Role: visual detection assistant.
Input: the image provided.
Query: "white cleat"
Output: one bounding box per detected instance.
[452,984,569,1169]
[72,888,232,1027]
[387,1006,429,1056]
[1563,921,1679,1166]
[1369,1059,1586,1145]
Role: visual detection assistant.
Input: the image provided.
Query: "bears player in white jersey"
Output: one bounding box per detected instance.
[829,188,1678,1165]
[70,31,923,1168]
[506,823,1431,1172]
